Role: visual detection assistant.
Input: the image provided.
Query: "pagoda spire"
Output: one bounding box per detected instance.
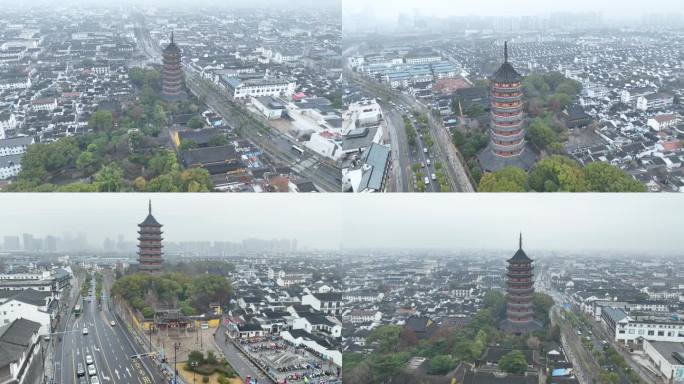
[519,232,522,250]
[504,41,508,63]
[148,199,152,215]
[171,30,174,44]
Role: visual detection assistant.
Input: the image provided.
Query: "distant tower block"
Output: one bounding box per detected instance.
[137,200,164,274]
[162,31,184,100]
[478,41,537,172]
[500,233,543,334]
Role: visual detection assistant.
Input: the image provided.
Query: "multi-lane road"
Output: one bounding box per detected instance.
[54,272,162,384]
[345,69,474,192]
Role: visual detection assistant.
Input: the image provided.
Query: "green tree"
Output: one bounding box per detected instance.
[76,151,98,173]
[94,164,124,192]
[88,110,114,133]
[478,167,528,192]
[187,116,205,129]
[526,117,558,152]
[583,162,645,192]
[498,350,527,374]
[367,325,402,354]
[528,156,587,192]
[427,355,457,375]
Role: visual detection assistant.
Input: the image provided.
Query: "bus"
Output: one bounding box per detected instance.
[74,304,81,316]
[291,145,305,156]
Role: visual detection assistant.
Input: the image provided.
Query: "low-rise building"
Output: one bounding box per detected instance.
[222,76,296,100]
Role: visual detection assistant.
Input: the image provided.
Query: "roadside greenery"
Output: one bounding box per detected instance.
[111,272,233,319]
[479,156,645,192]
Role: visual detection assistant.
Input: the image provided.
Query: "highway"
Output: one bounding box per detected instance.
[54,272,161,384]
[134,23,342,192]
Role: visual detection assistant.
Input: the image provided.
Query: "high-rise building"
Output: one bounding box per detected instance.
[500,234,542,334]
[162,31,184,100]
[137,200,164,274]
[3,236,20,251]
[478,42,536,172]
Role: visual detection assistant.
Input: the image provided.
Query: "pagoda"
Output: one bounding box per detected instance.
[161,31,184,100]
[500,233,542,334]
[478,42,537,172]
[137,200,164,274]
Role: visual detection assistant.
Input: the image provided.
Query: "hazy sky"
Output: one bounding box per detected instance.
[344,0,683,21]
[0,194,681,254]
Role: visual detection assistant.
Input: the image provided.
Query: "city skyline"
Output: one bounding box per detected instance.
[0,194,683,254]
[343,0,683,21]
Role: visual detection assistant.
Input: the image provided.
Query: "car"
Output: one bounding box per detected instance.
[421,162,425,168]
[426,159,431,166]
[90,376,100,384]
[431,173,437,181]
[43,335,51,341]
[82,327,88,335]
[85,355,93,365]
[424,177,430,185]
[110,320,116,326]
[423,148,428,154]
[77,363,85,377]
[87,364,97,376]
[79,378,88,384]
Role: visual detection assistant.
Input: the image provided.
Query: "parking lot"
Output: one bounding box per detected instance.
[237,337,339,384]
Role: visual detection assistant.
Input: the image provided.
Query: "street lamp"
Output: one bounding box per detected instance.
[191,361,198,383]
[174,341,181,384]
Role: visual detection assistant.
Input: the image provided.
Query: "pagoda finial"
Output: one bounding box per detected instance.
[148,199,152,215]
[519,232,522,250]
[171,30,174,44]
[504,41,509,63]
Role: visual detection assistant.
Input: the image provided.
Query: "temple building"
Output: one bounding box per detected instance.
[137,200,164,274]
[500,234,542,334]
[478,42,537,172]
[161,32,185,100]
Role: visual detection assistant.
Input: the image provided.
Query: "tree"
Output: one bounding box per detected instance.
[583,162,645,192]
[94,164,124,192]
[533,293,555,325]
[368,325,402,354]
[427,355,457,375]
[141,307,154,318]
[187,116,205,129]
[528,156,587,192]
[88,110,114,133]
[148,151,178,176]
[498,350,527,374]
[478,167,528,192]
[76,151,98,173]
[526,117,558,151]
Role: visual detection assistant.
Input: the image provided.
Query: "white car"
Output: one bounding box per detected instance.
[423,148,428,154]
[90,376,100,384]
[82,328,88,335]
[85,355,93,365]
[431,173,437,181]
[87,364,97,376]
[426,159,431,166]
[110,321,116,326]
[424,177,430,185]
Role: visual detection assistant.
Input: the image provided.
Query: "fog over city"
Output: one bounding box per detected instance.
[0,195,682,253]
[0,0,340,10]
[343,0,683,21]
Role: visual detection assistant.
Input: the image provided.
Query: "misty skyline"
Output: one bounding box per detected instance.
[344,0,683,22]
[0,194,682,254]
